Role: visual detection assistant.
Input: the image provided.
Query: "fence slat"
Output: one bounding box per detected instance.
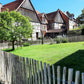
[44,63,47,84]
[35,60,37,84]
[68,68,73,84]
[82,73,84,84]
[57,66,61,84]
[23,57,26,84]
[26,58,29,84]
[20,57,24,84]
[75,71,80,84]
[32,59,35,84]
[37,61,40,84]
[52,65,55,84]
[40,61,44,84]
[29,58,32,84]
[62,67,66,84]
[47,64,51,84]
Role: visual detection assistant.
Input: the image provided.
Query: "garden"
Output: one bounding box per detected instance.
[4,41,84,73]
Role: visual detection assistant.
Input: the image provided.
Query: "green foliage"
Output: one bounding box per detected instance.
[61,38,69,43]
[55,37,69,43]
[39,37,43,39]
[80,24,84,29]
[0,10,32,50]
[23,42,31,46]
[81,24,84,35]
[71,27,81,30]
[55,37,61,43]
[77,8,84,24]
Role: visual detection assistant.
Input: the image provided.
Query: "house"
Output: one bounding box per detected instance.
[0,0,78,40]
[66,11,78,30]
[37,9,69,38]
[0,0,42,40]
[37,9,78,38]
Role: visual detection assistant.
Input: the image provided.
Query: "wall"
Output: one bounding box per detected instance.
[69,20,76,30]
[18,8,41,41]
[18,8,39,23]
[31,22,41,40]
[49,23,64,30]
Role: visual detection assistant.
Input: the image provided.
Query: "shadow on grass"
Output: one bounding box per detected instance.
[3,48,14,52]
[50,50,84,83]
[53,50,84,72]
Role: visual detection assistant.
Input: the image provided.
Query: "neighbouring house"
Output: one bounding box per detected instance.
[37,9,69,38]
[0,0,78,40]
[66,11,78,30]
[0,0,42,40]
[37,9,78,38]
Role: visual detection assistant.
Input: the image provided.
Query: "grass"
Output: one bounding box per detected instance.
[4,42,84,73]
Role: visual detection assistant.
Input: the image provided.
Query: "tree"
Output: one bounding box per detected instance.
[77,8,84,24]
[0,10,32,50]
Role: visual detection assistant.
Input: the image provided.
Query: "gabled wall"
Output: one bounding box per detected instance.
[21,0,33,10]
[54,12,64,23]
[18,0,41,40]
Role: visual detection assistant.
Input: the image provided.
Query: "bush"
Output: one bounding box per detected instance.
[23,42,31,46]
[55,37,69,43]
[61,38,69,43]
[55,37,61,43]
[80,24,84,29]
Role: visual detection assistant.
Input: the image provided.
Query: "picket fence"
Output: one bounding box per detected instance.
[0,50,84,84]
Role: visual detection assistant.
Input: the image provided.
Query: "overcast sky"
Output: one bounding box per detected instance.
[1,0,84,18]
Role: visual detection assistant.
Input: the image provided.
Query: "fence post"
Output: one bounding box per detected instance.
[19,57,23,84]
[47,64,51,84]
[40,61,44,84]
[44,63,47,84]
[35,60,37,84]
[57,66,61,84]
[23,57,26,84]
[26,58,29,84]
[19,57,24,84]
[62,67,66,84]
[52,65,55,84]
[82,73,84,84]
[32,59,35,84]
[29,58,32,84]
[37,61,40,84]
[75,71,80,84]
[68,68,73,84]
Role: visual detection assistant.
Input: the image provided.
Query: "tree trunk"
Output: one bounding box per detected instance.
[12,40,15,50]
[41,31,44,44]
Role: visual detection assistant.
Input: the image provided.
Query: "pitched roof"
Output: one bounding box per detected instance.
[1,0,24,12]
[59,9,69,23]
[36,10,40,14]
[1,0,41,23]
[46,9,69,23]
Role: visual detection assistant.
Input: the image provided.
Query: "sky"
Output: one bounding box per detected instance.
[0,0,84,18]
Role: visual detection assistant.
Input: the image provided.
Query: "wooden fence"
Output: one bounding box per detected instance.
[0,50,84,84]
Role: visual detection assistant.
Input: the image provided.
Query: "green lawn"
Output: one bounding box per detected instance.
[4,42,84,73]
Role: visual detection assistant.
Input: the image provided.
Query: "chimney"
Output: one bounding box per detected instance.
[0,3,2,12]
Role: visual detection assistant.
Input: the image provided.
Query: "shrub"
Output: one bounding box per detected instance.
[80,24,84,29]
[55,37,61,43]
[55,37,69,43]
[61,38,69,43]
[23,42,31,46]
